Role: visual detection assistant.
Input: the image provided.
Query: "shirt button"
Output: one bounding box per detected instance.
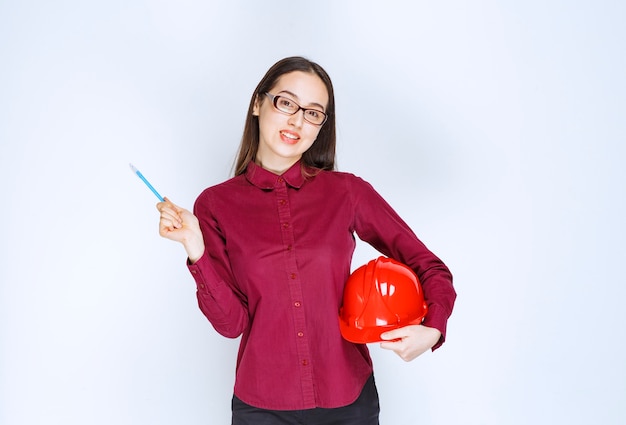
[282,223,289,228]
[297,332,304,337]
[301,359,308,366]
[277,177,284,183]
[290,273,297,279]
[286,245,293,251]
[199,284,205,289]
[279,199,286,206]
[294,301,301,307]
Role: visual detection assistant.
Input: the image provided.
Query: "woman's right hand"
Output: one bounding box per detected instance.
[157,197,205,263]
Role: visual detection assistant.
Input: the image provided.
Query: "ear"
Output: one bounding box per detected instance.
[252,94,261,116]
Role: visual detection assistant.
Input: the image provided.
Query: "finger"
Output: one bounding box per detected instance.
[160,216,183,231]
[380,328,407,341]
[159,215,179,229]
[163,197,185,213]
[157,197,174,212]
[159,207,184,227]
[379,340,401,350]
[159,206,181,220]
[159,208,182,226]
[158,202,183,220]
[379,339,409,359]
[159,219,186,238]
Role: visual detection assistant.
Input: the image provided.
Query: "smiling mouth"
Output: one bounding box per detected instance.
[280,131,300,142]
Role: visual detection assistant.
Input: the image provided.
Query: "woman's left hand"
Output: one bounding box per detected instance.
[379,325,442,362]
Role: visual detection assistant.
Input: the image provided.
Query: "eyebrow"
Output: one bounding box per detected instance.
[277,90,326,111]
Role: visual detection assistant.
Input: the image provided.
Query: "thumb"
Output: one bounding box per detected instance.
[379,328,405,341]
[163,197,183,212]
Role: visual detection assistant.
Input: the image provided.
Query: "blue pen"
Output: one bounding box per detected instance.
[129,163,164,202]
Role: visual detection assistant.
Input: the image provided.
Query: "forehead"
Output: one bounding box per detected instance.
[271,71,329,108]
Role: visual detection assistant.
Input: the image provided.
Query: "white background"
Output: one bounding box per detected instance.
[1,1,625,424]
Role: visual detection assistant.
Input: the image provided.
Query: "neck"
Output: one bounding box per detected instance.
[255,157,299,175]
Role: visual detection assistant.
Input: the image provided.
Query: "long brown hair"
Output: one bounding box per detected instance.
[233,56,337,176]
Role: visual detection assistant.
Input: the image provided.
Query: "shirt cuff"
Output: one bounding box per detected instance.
[422,303,450,351]
[187,251,222,293]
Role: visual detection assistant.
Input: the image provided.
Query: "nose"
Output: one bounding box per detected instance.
[287,108,305,127]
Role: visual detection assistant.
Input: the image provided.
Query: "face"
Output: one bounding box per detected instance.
[253,71,329,174]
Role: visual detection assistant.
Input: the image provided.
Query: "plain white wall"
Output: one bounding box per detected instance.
[1,1,625,424]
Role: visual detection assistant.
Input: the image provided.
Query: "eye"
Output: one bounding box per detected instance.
[277,97,296,111]
[305,110,322,119]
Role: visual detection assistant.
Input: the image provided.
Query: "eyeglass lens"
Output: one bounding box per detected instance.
[268,93,327,125]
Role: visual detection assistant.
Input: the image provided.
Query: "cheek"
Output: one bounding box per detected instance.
[302,134,319,152]
[307,126,323,142]
[257,111,279,134]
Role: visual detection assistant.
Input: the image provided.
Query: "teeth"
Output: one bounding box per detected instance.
[281,131,298,140]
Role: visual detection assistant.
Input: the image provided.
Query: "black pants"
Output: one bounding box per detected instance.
[231,374,380,425]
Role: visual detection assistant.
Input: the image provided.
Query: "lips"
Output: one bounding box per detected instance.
[280,130,300,145]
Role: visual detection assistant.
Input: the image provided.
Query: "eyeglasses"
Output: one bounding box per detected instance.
[264,92,328,126]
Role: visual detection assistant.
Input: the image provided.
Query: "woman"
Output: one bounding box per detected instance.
[157,56,456,424]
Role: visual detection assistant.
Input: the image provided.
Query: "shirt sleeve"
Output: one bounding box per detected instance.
[187,189,250,339]
[348,175,456,350]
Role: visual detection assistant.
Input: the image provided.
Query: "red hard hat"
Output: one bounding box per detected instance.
[339,256,428,343]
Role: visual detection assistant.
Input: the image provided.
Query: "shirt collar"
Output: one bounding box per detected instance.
[245,160,306,190]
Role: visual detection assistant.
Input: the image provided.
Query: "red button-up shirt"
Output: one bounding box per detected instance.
[187,161,455,410]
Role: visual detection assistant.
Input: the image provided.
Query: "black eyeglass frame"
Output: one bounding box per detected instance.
[264,92,328,126]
